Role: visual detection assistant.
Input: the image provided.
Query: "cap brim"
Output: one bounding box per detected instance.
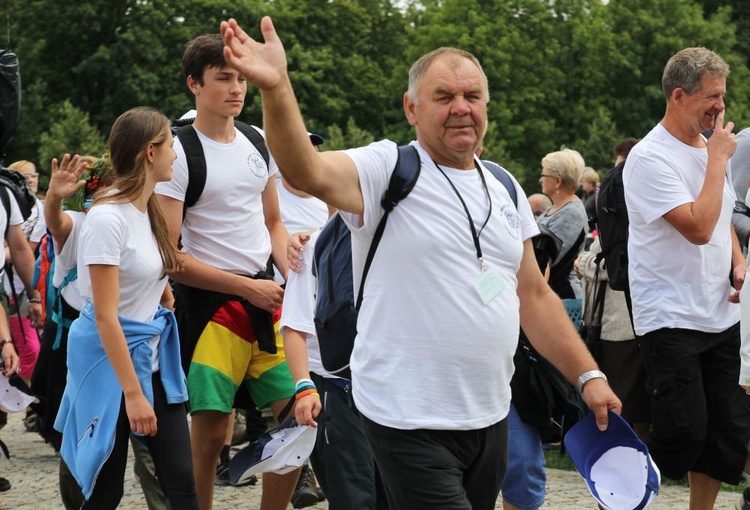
[229,418,316,484]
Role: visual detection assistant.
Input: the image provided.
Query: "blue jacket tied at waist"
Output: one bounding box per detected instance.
[54,302,188,499]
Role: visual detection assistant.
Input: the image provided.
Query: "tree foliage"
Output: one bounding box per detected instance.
[37,101,106,190]
[1,0,748,196]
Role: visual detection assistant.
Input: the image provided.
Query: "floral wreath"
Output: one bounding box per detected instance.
[63,152,113,212]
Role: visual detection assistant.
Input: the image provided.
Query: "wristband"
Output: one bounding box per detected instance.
[295,389,319,401]
[28,297,42,304]
[576,369,607,393]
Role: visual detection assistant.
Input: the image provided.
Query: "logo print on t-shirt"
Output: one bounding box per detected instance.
[247,152,267,179]
[501,204,520,240]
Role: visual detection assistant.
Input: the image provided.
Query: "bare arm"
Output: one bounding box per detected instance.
[262,178,290,281]
[221,17,363,214]
[663,111,737,244]
[89,264,157,436]
[45,154,87,250]
[160,282,175,311]
[516,239,622,430]
[0,305,19,375]
[283,327,320,427]
[7,224,42,326]
[729,224,746,303]
[157,194,284,312]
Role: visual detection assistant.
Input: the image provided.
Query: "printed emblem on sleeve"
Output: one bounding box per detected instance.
[247,152,267,179]
[501,204,520,240]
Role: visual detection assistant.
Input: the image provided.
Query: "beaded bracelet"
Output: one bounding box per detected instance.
[28,297,42,304]
[0,339,13,347]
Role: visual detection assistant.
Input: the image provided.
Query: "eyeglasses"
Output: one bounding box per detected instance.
[22,173,39,179]
[540,174,557,179]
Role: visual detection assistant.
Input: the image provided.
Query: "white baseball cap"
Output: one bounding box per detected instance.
[229,417,316,485]
[564,411,660,510]
[0,373,37,413]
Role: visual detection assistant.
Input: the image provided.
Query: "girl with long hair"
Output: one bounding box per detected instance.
[54,107,197,509]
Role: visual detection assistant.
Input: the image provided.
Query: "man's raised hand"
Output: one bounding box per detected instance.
[220,17,287,91]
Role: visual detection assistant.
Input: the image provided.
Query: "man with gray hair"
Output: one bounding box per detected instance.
[624,47,750,509]
[219,17,621,509]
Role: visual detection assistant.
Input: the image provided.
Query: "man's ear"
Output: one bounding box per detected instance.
[404,92,418,127]
[187,75,200,96]
[672,87,685,106]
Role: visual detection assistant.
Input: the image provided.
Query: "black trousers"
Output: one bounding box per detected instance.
[308,374,388,510]
[362,415,508,510]
[82,373,198,510]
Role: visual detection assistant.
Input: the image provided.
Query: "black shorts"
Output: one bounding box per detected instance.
[598,339,650,424]
[638,323,750,484]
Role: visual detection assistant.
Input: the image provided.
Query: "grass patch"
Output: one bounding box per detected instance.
[543,450,747,494]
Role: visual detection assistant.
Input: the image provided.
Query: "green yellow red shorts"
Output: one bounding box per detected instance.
[186,300,293,413]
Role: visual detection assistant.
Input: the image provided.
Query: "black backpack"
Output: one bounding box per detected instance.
[595,160,629,291]
[0,49,33,236]
[171,118,269,219]
[0,168,36,237]
[312,146,518,379]
[0,49,20,155]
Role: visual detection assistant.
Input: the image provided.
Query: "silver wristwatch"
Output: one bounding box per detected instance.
[576,370,607,393]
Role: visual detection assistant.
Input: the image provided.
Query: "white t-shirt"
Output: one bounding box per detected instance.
[0,189,25,269]
[624,123,739,336]
[279,230,334,378]
[277,180,329,234]
[77,201,167,371]
[155,125,279,275]
[53,211,86,311]
[340,140,539,430]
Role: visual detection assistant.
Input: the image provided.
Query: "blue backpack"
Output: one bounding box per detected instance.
[312,146,517,379]
[31,232,78,350]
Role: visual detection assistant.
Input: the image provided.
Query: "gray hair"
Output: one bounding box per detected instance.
[406,47,490,104]
[662,47,730,99]
[541,148,586,192]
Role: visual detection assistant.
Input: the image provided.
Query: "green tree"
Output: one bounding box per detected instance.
[37,101,105,191]
[323,117,376,151]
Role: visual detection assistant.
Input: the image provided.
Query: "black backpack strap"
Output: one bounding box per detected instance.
[355,145,420,309]
[235,121,270,169]
[0,187,10,239]
[174,124,206,220]
[482,160,518,209]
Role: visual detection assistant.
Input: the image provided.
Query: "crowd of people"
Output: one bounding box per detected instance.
[0,17,747,510]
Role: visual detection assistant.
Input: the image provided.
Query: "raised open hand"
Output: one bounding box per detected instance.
[48,154,87,201]
[220,17,288,91]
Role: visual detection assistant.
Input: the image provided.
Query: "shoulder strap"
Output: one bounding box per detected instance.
[234,121,270,169]
[174,124,206,219]
[356,145,421,309]
[482,160,518,209]
[0,187,10,239]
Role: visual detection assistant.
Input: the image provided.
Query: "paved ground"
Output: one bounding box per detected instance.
[0,412,742,509]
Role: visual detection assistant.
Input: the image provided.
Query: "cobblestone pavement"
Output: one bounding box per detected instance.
[0,412,741,509]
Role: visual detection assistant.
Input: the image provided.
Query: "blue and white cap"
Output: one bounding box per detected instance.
[229,417,316,485]
[564,411,660,510]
